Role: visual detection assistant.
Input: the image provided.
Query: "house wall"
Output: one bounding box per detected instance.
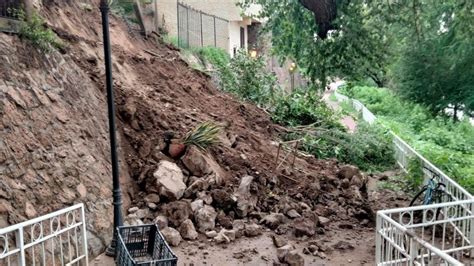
[156,0,178,36]
[228,21,249,57]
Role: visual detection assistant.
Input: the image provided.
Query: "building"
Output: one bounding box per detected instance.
[155,0,261,56]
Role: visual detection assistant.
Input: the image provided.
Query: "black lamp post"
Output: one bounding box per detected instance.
[99,0,123,257]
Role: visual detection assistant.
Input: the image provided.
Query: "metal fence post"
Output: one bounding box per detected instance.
[186,6,189,48]
[470,202,474,258]
[200,12,203,47]
[16,228,25,266]
[375,214,382,264]
[177,2,180,47]
[213,16,217,47]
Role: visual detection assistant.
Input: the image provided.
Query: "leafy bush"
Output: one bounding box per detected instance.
[223,50,278,107]
[285,122,395,171]
[341,85,474,192]
[18,11,63,52]
[272,89,341,128]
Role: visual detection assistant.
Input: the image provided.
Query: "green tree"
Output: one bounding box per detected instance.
[391,0,474,120]
[240,0,391,90]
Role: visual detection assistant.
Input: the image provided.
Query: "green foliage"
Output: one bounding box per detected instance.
[17,11,63,52]
[286,121,395,171]
[197,48,395,172]
[225,50,278,106]
[162,34,179,47]
[239,0,391,89]
[406,159,424,190]
[272,89,341,128]
[184,122,221,150]
[343,85,474,192]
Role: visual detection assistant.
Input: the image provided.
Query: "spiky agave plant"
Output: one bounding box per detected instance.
[183,122,221,150]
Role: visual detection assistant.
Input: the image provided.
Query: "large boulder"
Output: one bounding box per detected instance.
[293,217,316,237]
[211,189,236,212]
[182,146,228,184]
[160,227,182,247]
[162,201,192,227]
[195,205,217,233]
[179,219,198,240]
[244,223,262,237]
[337,165,360,180]
[151,161,186,200]
[260,213,288,229]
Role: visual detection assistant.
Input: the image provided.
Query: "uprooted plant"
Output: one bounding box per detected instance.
[168,122,221,158]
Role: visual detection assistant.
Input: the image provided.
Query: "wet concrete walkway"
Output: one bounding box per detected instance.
[322,82,357,133]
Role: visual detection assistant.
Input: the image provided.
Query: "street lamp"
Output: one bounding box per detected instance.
[99,0,123,257]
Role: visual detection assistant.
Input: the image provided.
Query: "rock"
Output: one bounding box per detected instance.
[147,203,158,210]
[144,193,160,204]
[214,229,236,243]
[25,202,37,219]
[350,173,365,188]
[211,189,236,212]
[272,235,288,248]
[318,216,330,227]
[124,217,144,226]
[197,191,213,205]
[234,175,257,218]
[285,251,305,266]
[205,230,218,238]
[191,199,204,213]
[179,219,198,240]
[128,207,139,214]
[182,147,227,183]
[286,209,301,219]
[337,165,360,180]
[183,179,209,198]
[244,223,262,237]
[153,215,168,229]
[135,209,150,219]
[293,218,316,237]
[333,240,355,250]
[195,205,217,233]
[277,244,293,262]
[152,161,186,200]
[232,219,245,238]
[217,211,233,229]
[298,202,311,211]
[341,178,350,189]
[260,213,287,229]
[162,201,192,227]
[308,245,318,253]
[161,227,182,247]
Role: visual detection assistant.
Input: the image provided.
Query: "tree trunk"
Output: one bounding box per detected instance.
[299,0,337,39]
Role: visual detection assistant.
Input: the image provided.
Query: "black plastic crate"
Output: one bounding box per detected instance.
[116,224,178,266]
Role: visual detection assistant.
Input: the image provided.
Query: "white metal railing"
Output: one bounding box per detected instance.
[0,204,88,266]
[377,200,474,265]
[333,90,473,202]
[334,89,474,264]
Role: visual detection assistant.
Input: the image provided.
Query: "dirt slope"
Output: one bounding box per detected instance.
[0,0,393,262]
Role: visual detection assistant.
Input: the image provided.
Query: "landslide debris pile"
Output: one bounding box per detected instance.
[1,0,374,261]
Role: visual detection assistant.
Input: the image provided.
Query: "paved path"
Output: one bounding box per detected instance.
[322,82,357,133]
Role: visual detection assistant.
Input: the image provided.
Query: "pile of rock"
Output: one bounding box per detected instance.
[125,143,370,266]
